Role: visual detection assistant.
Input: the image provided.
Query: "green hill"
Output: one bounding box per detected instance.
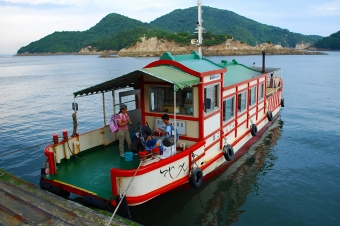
[87,27,231,51]
[17,6,324,54]
[150,6,321,47]
[17,13,151,54]
[312,31,340,50]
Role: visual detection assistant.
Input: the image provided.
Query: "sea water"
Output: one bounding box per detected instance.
[1,52,339,225]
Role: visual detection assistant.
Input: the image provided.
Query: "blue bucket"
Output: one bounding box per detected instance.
[124,152,133,161]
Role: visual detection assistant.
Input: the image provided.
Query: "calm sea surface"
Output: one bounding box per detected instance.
[0,52,339,225]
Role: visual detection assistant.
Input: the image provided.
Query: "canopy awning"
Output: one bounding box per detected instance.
[140,66,200,91]
[73,65,200,97]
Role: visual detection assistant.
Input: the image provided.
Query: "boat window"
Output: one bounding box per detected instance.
[238,91,247,113]
[223,96,235,121]
[149,86,194,115]
[249,87,257,106]
[258,83,264,101]
[204,84,220,114]
[121,94,137,111]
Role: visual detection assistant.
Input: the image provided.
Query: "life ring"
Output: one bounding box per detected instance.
[267,111,273,121]
[223,144,234,161]
[250,124,258,136]
[189,167,203,188]
[281,98,285,107]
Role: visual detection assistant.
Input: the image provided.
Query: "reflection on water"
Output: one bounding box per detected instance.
[130,119,283,225]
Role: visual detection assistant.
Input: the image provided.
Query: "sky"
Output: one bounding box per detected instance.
[1,0,339,54]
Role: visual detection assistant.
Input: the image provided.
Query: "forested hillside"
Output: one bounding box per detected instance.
[17,6,324,54]
[87,27,231,51]
[150,6,321,47]
[312,31,340,50]
[17,13,151,54]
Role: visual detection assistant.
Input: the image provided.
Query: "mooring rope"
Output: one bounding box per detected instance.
[66,139,85,160]
[106,160,143,226]
[0,133,86,158]
[0,141,52,157]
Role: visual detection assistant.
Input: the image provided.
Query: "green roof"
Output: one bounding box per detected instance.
[160,51,225,73]
[219,59,263,86]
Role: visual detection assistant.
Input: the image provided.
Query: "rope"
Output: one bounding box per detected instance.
[0,137,84,160]
[223,136,228,145]
[66,139,84,160]
[106,161,143,226]
[191,152,199,169]
[0,141,52,157]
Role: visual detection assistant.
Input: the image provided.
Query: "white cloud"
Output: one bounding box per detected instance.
[308,1,340,15]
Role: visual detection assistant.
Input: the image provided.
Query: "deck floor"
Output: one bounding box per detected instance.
[45,141,140,199]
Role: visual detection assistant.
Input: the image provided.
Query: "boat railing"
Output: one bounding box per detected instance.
[266,78,283,97]
[44,125,115,174]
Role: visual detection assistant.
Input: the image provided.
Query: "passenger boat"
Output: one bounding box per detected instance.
[39,1,284,218]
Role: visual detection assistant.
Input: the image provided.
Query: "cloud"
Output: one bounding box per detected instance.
[308,1,340,15]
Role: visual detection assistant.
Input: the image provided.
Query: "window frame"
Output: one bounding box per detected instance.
[258,83,264,101]
[249,86,257,106]
[237,91,247,113]
[204,83,220,114]
[223,96,235,122]
[149,86,194,115]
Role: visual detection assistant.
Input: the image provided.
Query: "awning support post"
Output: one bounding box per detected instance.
[102,92,106,126]
[173,86,177,149]
[112,90,116,114]
[72,96,78,136]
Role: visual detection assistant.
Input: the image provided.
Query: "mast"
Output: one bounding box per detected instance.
[192,1,204,57]
[197,0,203,57]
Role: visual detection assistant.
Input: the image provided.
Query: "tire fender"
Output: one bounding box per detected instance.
[250,124,258,136]
[223,144,234,161]
[267,111,273,121]
[189,167,203,188]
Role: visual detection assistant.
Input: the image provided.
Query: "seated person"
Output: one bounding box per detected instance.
[157,114,172,139]
[145,135,155,150]
[145,135,163,154]
[146,134,152,141]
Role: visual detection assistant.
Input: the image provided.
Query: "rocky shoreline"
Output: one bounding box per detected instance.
[116,49,326,57]
[16,49,326,57]
[17,38,327,57]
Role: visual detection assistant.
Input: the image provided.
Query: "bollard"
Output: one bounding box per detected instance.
[52,134,59,145]
[62,130,68,140]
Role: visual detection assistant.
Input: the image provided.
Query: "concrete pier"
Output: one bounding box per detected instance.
[0,168,138,226]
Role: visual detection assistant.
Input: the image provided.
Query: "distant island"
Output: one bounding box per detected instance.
[17,6,338,56]
[311,30,340,51]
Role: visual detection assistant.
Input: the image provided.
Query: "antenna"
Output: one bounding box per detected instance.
[197,0,203,56]
[193,0,204,57]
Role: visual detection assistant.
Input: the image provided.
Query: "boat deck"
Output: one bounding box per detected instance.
[45,141,140,199]
[266,86,281,96]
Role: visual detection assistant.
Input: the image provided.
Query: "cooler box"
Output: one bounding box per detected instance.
[162,145,176,158]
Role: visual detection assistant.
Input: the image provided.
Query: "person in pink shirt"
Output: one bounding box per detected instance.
[117,104,132,157]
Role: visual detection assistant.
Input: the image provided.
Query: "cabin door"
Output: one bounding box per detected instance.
[119,89,141,134]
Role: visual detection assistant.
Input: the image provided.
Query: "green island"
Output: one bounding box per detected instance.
[17,6,339,55]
